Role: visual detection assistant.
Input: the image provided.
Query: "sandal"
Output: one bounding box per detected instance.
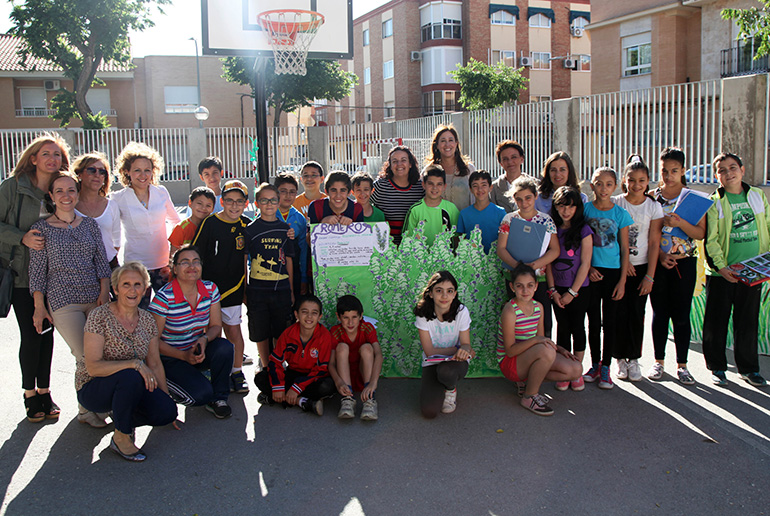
[24,394,45,423]
[37,392,60,420]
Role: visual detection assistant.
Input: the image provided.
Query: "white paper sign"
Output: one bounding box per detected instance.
[311,222,390,268]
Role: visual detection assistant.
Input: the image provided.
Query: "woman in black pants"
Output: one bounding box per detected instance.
[0,133,70,422]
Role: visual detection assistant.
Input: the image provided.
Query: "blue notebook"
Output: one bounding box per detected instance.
[503,217,550,270]
[668,189,714,240]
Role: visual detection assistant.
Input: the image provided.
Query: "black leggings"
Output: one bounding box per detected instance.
[13,288,54,391]
[650,257,696,364]
[552,286,589,353]
[254,369,335,402]
[614,264,648,360]
[420,361,468,419]
[587,267,621,367]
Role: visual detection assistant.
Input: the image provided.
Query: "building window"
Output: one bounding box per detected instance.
[86,88,112,116]
[421,19,462,42]
[363,29,369,46]
[574,54,591,72]
[382,19,393,38]
[532,95,551,103]
[491,10,516,25]
[529,13,551,28]
[366,108,372,122]
[571,16,588,30]
[384,101,395,119]
[491,50,516,67]
[624,43,651,76]
[383,60,394,80]
[531,52,551,70]
[18,87,47,116]
[364,67,371,85]
[164,86,199,113]
[422,90,457,116]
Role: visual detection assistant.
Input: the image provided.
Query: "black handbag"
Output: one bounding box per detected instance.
[0,195,23,317]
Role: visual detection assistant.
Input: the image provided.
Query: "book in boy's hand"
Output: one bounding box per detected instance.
[727,251,770,286]
[666,189,714,241]
[503,218,550,270]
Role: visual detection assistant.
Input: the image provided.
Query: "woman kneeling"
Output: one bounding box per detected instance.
[497,264,582,416]
[78,262,177,461]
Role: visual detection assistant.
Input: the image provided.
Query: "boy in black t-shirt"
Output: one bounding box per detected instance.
[245,183,295,369]
[193,180,251,393]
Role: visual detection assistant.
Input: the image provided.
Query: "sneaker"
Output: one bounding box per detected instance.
[677,367,696,385]
[616,359,628,380]
[555,381,570,391]
[301,399,323,416]
[570,376,585,391]
[627,359,642,382]
[360,399,378,421]
[583,364,601,383]
[77,410,108,429]
[242,353,253,365]
[338,396,356,419]
[441,388,457,413]
[256,392,272,405]
[521,393,554,416]
[514,381,526,397]
[740,372,767,387]
[205,400,232,419]
[647,362,664,381]
[230,371,249,394]
[711,370,728,386]
[598,365,614,389]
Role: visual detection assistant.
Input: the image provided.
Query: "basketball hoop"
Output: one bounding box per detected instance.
[258,9,325,76]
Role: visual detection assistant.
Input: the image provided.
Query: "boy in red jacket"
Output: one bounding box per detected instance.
[254,295,335,415]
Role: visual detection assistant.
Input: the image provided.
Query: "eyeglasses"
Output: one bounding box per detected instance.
[84,167,108,176]
[176,259,202,267]
[301,173,321,179]
[222,198,247,207]
[278,188,298,196]
[257,198,279,205]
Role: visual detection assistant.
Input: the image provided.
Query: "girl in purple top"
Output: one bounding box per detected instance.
[546,186,593,392]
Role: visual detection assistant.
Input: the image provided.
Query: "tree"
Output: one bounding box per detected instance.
[10,0,170,129]
[449,58,528,111]
[722,3,770,58]
[221,57,358,127]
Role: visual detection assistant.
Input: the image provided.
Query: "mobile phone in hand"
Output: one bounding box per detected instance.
[41,320,53,334]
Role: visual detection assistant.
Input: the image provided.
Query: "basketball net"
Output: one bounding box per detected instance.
[258,10,325,76]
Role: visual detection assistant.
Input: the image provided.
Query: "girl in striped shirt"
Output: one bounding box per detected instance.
[497,264,582,416]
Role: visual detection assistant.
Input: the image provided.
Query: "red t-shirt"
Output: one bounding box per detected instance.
[330,321,378,391]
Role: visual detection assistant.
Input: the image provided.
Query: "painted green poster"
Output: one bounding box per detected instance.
[312,222,508,378]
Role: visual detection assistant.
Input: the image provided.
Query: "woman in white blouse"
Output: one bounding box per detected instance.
[73,152,121,269]
[112,142,180,308]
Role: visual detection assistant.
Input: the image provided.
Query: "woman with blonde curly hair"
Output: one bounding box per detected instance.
[112,142,180,308]
[0,132,70,422]
[423,124,475,211]
[73,151,122,269]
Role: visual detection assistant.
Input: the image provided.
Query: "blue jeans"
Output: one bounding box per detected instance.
[161,337,234,406]
[77,369,177,434]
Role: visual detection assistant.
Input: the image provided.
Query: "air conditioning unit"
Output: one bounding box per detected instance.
[571,27,584,37]
[44,80,61,91]
[519,56,533,67]
[564,58,577,69]
[410,51,422,62]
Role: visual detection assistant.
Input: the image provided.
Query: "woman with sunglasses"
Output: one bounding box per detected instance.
[74,152,122,270]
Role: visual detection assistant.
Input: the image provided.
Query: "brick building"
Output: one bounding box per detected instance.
[325,0,592,124]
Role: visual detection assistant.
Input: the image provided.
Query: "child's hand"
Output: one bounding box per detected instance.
[338,216,353,226]
[285,389,299,405]
[273,390,285,403]
[659,252,677,269]
[361,384,376,401]
[552,291,564,308]
[336,381,353,397]
[589,267,603,282]
[638,276,654,295]
[718,267,740,283]
[287,227,296,239]
[626,262,636,276]
[664,213,682,228]
[453,347,473,361]
[557,346,579,361]
[612,282,625,301]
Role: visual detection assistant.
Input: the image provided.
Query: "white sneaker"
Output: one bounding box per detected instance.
[337,396,355,419]
[647,362,664,381]
[360,399,378,421]
[441,388,457,413]
[627,359,642,382]
[616,359,628,380]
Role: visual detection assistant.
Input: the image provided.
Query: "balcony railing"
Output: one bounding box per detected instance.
[721,47,770,78]
[16,108,118,118]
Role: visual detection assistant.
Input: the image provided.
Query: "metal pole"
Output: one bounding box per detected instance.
[253,57,270,184]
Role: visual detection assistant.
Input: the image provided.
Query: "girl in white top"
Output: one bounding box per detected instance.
[111,142,180,308]
[73,152,121,267]
[423,124,475,211]
[413,270,474,418]
[611,155,664,381]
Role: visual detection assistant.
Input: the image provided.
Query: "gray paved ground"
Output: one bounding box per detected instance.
[1,308,768,516]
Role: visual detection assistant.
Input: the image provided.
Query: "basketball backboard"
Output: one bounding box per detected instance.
[202,0,353,59]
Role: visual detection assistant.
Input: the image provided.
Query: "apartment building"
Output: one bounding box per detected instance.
[327,0,592,124]
[588,0,764,94]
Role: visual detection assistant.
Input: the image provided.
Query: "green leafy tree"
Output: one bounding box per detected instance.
[449,58,528,111]
[221,57,358,127]
[10,0,170,129]
[722,3,770,58]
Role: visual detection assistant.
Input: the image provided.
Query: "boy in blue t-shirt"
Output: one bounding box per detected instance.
[457,170,506,252]
[703,152,770,387]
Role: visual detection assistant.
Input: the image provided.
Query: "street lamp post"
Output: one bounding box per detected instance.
[189,37,209,128]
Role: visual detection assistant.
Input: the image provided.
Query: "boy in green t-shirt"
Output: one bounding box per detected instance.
[703,152,770,388]
[351,171,386,223]
[403,164,459,245]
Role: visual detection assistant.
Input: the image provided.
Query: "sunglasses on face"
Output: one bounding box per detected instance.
[85,167,108,176]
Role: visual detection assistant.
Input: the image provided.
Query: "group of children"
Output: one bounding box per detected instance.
[167,140,768,421]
